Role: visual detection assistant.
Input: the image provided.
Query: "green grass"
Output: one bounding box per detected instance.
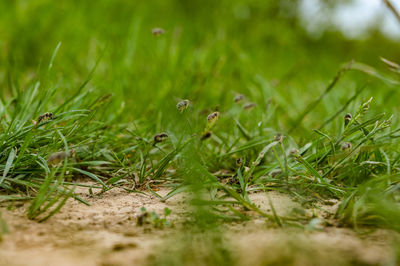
[0,0,399,235]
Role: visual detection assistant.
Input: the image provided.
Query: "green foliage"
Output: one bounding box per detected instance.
[27,168,73,222]
[137,207,173,229]
[337,174,400,231]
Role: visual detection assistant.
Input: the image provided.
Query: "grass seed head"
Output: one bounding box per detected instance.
[207,111,220,122]
[243,102,256,110]
[341,142,352,151]
[152,27,165,36]
[383,115,392,128]
[274,133,283,143]
[201,131,212,140]
[207,111,220,128]
[153,132,169,143]
[228,177,238,185]
[38,112,54,123]
[176,99,190,112]
[289,148,299,156]
[362,98,372,113]
[344,113,352,126]
[234,94,244,103]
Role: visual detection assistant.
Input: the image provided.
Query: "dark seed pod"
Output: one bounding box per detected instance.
[234,94,245,103]
[270,169,282,178]
[152,28,165,36]
[243,102,256,110]
[341,142,352,151]
[344,113,352,126]
[228,177,238,185]
[176,99,190,112]
[207,111,220,123]
[274,133,283,143]
[153,132,169,143]
[206,111,220,129]
[38,112,54,123]
[236,158,243,166]
[201,131,212,140]
[289,148,299,156]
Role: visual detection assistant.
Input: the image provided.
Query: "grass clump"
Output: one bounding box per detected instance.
[0,45,399,233]
[0,0,399,241]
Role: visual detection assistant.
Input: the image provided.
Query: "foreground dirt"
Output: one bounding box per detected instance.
[0,185,398,266]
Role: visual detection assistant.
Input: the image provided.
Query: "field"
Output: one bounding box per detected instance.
[0,1,400,265]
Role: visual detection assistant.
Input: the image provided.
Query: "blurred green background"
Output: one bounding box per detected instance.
[0,0,399,132]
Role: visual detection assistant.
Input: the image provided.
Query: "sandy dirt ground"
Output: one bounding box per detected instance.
[0,185,397,266]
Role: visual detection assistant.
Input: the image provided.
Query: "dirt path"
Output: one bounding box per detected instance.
[0,186,183,266]
[0,186,397,266]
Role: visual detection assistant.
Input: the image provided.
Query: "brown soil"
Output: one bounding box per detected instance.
[0,186,397,266]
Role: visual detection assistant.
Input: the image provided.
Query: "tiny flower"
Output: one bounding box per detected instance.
[207,111,220,128]
[234,94,245,103]
[243,102,256,110]
[344,113,352,126]
[176,99,190,112]
[341,142,352,151]
[152,27,165,36]
[32,120,37,126]
[153,132,169,143]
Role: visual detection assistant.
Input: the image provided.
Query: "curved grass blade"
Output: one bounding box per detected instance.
[0,148,16,185]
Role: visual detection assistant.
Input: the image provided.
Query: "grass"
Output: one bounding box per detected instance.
[0,1,400,263]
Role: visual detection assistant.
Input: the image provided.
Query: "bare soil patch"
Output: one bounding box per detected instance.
[0,186,397,266]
